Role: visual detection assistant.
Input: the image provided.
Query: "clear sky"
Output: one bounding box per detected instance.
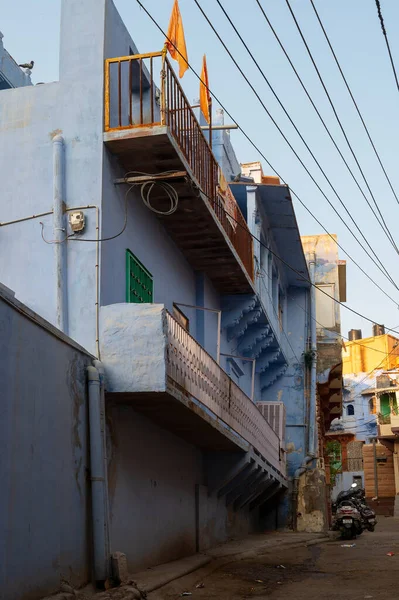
[3,0,399,343]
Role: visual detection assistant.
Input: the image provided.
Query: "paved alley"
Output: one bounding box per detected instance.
[150,518,399,600]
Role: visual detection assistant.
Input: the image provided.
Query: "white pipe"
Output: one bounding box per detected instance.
[87,365,110,582]
[174,303,222,364]
[220,353,256,400]
[217,310,221,365]
[308,255,317,457]
[251,358,256,401]
[53,135,67,333]
[0,201,100,357]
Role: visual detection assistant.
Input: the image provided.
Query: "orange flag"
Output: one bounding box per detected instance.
[165,0,188,78]
[200,54,211,123]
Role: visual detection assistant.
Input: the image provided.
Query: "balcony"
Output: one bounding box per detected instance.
[100,303,286,478]
[103,52,254,294]
[378,413,399,439]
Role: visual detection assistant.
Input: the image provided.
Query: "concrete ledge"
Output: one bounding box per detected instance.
[132,554,212,593]
[142,533,331,597]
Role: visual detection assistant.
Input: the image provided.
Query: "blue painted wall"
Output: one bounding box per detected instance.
[264,286,309,477]
[0,0,296,404]
[0,289,93,600]
[330,372,379,442]
[0,0,106,354]
[0,32,32,89]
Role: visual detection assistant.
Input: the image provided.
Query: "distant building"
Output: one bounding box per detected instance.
[328,327,399,507]
[0,32,32,89]
[300,234,346,530]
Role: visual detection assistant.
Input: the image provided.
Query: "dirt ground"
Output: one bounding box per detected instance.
[153,517,399,600]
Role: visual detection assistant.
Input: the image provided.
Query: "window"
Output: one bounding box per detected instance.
[369,397,376,415]
[126,250,153,303]
[347,404,355,416]
[173,304,189,332]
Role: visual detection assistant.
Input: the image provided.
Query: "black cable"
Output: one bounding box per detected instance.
[194,0,399,290]
[133,0,399,307]
[348,341,399,390]
[284,0,399,254]
[41,185,133,244]
[216,0,399,289]
[375,0,399,94]
[309,0,399,207]
[284,282,399,356]
[253,0,399,281]
[190,177,399,335]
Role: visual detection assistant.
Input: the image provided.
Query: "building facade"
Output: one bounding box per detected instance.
[329,330,399,502]
[0,2,325,596]
[299,234,345,530]
[0,32,32,89]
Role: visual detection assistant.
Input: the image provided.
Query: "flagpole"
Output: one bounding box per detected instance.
[161,44,168,126]
[209,98,212,149]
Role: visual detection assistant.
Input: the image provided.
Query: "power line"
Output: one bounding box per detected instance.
[189,176,399,336]
[374,0,399,94]
[345,342,399,391]
[253,0,398,285]
[133,0,399,311]
[309,0,399,207]
[195,0,399,290]
[286,0,399,254]
[284,0,399,254]
[281,280,399,356]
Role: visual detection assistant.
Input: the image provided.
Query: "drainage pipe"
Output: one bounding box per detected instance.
[88,365,110,582]
[308,255,317,457]
[53,135,68,333]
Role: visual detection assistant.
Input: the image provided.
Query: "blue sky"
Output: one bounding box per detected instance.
[3,0,399,343]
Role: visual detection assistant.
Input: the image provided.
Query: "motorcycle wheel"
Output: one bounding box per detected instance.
[341,529,354,540]
[368,525,375,532]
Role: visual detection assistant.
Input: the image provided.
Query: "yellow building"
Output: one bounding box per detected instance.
[343,333,399,375]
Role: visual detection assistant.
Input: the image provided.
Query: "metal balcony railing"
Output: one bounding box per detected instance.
[165,312,282,471]
[104,51,254,281]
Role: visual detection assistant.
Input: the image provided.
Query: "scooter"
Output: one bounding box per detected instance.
[333,499,364,540]
[333,483,377,533]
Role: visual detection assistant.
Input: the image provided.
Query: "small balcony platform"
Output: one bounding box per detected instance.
[100,303,286,481]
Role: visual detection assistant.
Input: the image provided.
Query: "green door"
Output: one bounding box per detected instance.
[380,394,391,417]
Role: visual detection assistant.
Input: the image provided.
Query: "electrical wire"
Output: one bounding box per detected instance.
[194,179,399,336]
[214,0,397,288]
[40,184,133,244]
[40,172,180,244]
[284,0,399,254]
[309,0,399,207]
[346,342,399,391]
[374,0,399,94]
[124,171,179,216]
[261,266,399,356]
[134,0,399,307]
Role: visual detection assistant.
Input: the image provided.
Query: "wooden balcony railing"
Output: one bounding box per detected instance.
[104,51,254,281]
[166,312,282,471]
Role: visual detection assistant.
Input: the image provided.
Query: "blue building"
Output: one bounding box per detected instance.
[0,31,32,90]
[0,1,340,593]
